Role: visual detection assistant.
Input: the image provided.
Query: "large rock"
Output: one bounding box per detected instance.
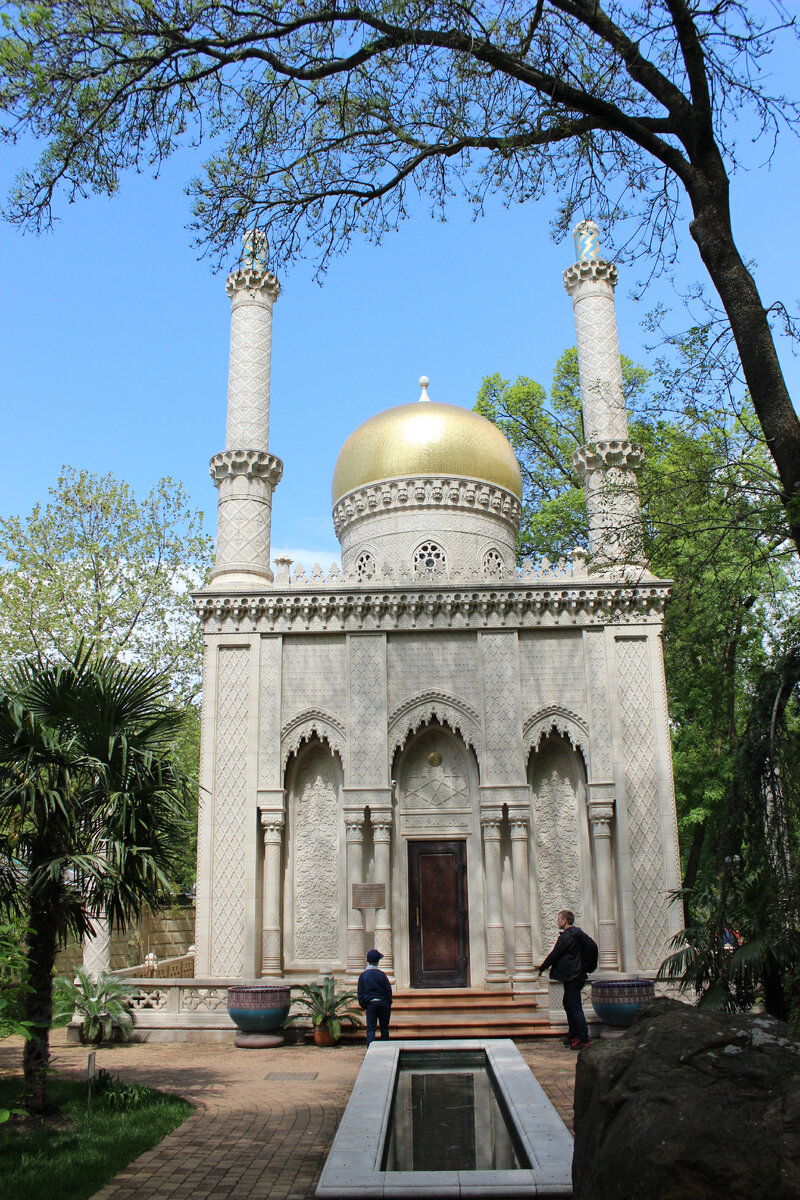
[573,997,800,1200]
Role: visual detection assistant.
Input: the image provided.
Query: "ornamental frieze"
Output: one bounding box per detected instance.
[332,475,522,536]
[193,581,669,633]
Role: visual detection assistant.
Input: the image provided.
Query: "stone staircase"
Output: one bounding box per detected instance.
[344,986,557,1040]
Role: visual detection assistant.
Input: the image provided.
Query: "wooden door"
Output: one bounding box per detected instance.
[408,840,469,987]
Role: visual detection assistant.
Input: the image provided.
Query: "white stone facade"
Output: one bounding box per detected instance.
[190,225,683,1014]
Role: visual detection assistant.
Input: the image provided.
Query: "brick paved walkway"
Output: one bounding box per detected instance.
[0,1030,577,1199]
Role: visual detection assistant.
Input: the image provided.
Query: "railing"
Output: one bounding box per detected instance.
[116,951,195,980]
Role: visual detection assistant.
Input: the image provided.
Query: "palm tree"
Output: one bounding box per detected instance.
[0,648,193,1114]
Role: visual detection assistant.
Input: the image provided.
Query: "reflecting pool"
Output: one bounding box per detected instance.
[382,1050,529,1172]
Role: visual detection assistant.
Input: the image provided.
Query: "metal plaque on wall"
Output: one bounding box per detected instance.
[352,883,386,910]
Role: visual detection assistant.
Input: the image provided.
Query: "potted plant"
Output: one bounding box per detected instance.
[287,976,363,1045]
[54,968,136,1044]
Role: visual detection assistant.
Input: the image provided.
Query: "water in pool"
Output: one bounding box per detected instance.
[381,1050,530,1172]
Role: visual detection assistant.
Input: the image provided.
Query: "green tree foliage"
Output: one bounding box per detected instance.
[0,468,213,705]
[0,650,193,1114]
[2,2,799,548]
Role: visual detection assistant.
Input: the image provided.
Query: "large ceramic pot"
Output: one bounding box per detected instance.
[591,978,655,1029]
[227,984,291,1035]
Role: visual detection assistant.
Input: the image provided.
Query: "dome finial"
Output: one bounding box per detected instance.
[573,219,602,262]
[418,375,431,402]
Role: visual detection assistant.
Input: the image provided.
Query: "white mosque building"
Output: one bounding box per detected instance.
[80,223,681,1038]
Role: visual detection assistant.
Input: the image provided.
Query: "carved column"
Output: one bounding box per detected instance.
[481,812,507,983]
[82,918,111,980]
[210,231,284,588]
[587,797,620,969]
[509,816,536,987]
[345,813,365,974]
[259,811,284,977]
[372,813,394,976]
[564,219,646,572]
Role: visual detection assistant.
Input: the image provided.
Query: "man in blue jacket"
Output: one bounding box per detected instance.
[537,910,591,1049]
[358,948,393,1046]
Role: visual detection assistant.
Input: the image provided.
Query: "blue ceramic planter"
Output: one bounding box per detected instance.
[227,984,291,1034]
[591,978,655,1028]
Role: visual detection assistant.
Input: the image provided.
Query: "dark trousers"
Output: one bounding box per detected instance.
[365,999,391,1046]
[562,979,589,1042]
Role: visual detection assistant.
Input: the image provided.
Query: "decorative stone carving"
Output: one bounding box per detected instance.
[584,629,614,779]
[333,476,522,537]
[398,729,470,810]
[389,690,481,759]
[292,746,340,961]
[480,631,523,782]
[615,638,672,969]
[210,449,284,486]
[523,705,589,759]
[572,441,644,475]
[530,738,584,956]
[225,265,280,301]
[349,635,387,786]
[562,258,619,291]
[281,708,346,769]
[82,918,111,980]
[195,582,669,635]
[210,647,250,977]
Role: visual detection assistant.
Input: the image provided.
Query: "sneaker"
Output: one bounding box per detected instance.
[574,1039,591,1050]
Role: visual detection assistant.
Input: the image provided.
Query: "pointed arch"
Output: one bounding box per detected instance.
[281,708,346,770]
[388,690,481,760]
[523,705,589,764]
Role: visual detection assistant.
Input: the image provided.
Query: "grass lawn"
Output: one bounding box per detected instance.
[0,1071,192,1200]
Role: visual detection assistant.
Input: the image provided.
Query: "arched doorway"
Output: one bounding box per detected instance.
[392,723,482,988]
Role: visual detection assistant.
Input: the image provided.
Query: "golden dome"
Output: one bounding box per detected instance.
[332,399,523,504]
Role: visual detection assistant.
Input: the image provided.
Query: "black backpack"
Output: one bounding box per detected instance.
[579,929,599,974]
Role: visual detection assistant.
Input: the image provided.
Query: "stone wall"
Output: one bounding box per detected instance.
[55,905,196,976]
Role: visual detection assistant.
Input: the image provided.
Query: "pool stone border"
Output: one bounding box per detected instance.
[316,1038,573,1198]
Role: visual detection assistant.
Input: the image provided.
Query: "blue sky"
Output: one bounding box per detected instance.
[1,99,798,573]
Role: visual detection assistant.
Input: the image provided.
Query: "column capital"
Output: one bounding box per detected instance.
[480,810,503,838]
[371,811,393,840]
[259,810,285,844]
[344,812,365,840]
[508,814,529,840]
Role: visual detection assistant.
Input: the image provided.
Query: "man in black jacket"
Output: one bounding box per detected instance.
[537,910,591,1048]
[357,948,393,1046]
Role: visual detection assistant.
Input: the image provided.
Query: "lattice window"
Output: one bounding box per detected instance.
[413,541,447,577]
[483,548,505,578]
[356,551,376,581]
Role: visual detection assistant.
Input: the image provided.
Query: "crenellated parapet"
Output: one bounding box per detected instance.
[562,258,619,292]
[225,266,281,303]
[210,449,284,486]
[572,440,645,475]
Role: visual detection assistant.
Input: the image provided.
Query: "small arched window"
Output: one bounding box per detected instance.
[483,548,505,578]
[356,551,376,581]
[413,541,447,577]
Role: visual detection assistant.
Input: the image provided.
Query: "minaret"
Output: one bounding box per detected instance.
[209,231,283,587]
[563,220,646,574]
